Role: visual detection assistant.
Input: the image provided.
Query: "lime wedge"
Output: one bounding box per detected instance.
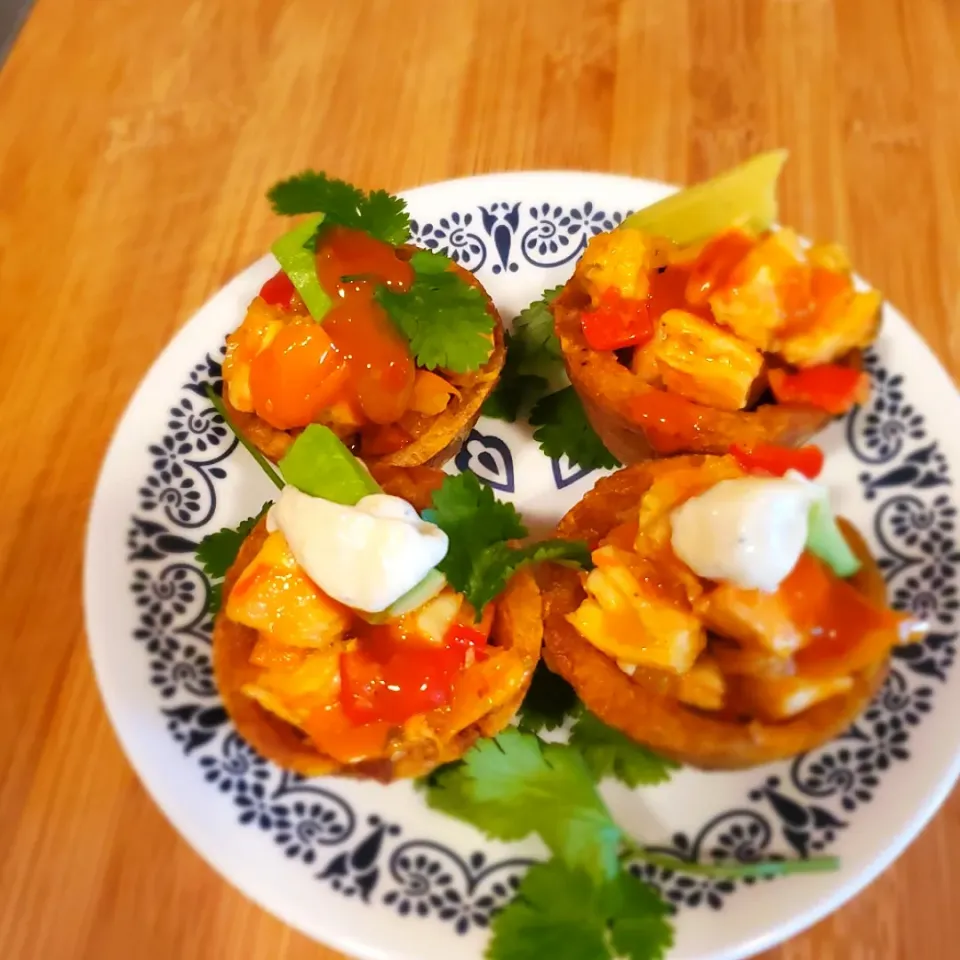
[621,150,788,244]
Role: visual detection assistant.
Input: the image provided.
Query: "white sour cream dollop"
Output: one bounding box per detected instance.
[267,487,449,613]
[670,475,824,593]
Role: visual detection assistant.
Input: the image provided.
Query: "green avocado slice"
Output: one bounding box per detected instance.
[270,214,332,321]
[806,497,862,578]
[386,569,448,617]
[278,425,381,504]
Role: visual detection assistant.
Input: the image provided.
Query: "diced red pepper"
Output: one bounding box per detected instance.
[581,289,654,352]
[258,271,300,310]
[340,638,466,726]
[730,442,825,480]
[769,364,870,415]
[781,553,902,679]
[338,607,496,727]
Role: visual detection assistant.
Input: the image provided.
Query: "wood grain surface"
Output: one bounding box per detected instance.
[1,0,958,957]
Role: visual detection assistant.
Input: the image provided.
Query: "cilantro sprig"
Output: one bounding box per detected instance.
[426,472,591,616]
[267,170,410,246]
[516,662,582,735]
[427,731,621,883]
[197,505,269,614]
[424,728,839,960]
[570,713,678,788]
[205,385,283,489]
[375,250,496,374]
[482,287,620,471]
[530,386,622,471]
[483,285,565,421]
[516,668,677,787]
[488,859,673,960]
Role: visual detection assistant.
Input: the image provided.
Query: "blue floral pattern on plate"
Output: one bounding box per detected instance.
[121,205,958,933]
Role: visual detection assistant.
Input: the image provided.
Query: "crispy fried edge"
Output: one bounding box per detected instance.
[223,250,505,468]
[552,275,870,464]
[212,466,541,781]
[538,457,890,769]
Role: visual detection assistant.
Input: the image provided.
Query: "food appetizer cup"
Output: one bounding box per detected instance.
[538,453,919,769]
[552,153,880,463]
[221,173,505,467]
[207,426,581,781]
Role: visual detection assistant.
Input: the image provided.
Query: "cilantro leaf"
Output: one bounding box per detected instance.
[425,730,622,883]
[483,286,566,422]
[428,473,527,592]
[486,860,672,960]
[517,662,582,735]
[530,386,621,471]
[359,188,411,246]
[481,331,548,422]
[268,170,363,217]
[196,505,270,614]
[428,473,590,613]
[486,862,612,960]
[375,263,495,373]
[569,713,679,788]
[607,869,674,960]
[512,285,566,379]
[466,539,592,615]
[266,170,410,245]
[407,249,453,274]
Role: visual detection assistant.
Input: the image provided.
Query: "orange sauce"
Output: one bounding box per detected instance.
[316,227,417,424]
[684,230,756,305]
[604,519,640,551]
[777,265,853,336]
[248,321,348,430]
[304,702,394,764]
[246,226,418,430]
[781,553,901,677]
[647,262,713,322]
[627,390,709,452]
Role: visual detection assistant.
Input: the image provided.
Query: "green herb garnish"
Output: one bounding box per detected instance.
[375,251,496,374]
[516,662,582,735]
[426,472,591,616]
[205,385,283,489]
[196,504,270,614]
[424,729,840,960]
[482,287,618,471]
[483,285,565,421]
[268,170,410,246]
[426,730,621,884]
[487,859,673,960]
[530,386,621,472]
[569,713,679,788]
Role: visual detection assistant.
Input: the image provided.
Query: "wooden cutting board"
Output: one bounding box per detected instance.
[0,1,957,958]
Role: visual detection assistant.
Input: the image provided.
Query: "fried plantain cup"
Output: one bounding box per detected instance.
[212,465,540,781]
[224,254,505,468]
[538,458,891,769]
[552,276,868,464]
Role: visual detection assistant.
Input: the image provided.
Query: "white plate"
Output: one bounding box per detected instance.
[84,172,960,960]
